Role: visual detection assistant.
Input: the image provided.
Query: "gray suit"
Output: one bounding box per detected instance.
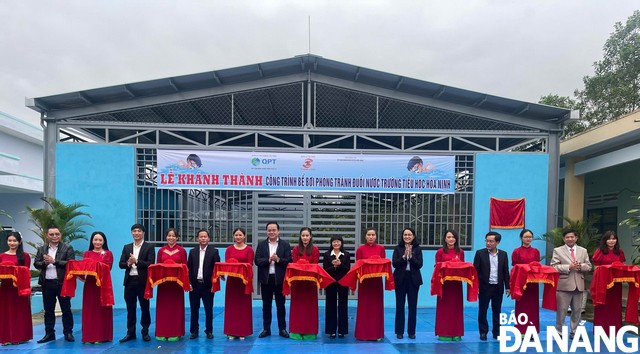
[550,245,592,335]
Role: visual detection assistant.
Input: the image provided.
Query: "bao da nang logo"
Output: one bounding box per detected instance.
[498,311,638,353]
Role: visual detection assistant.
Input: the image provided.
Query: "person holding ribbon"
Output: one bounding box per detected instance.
[223,227,254,340]
[323,235,350,339]
[511,229,541,333]
[289,227,321,340]
[0,232,32,345]
[155,228,188,341]
[433,229,465,341]
[354,227,387,341]
[592,230,626,333]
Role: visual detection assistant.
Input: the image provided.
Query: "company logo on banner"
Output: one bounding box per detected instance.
[156,150,455,194]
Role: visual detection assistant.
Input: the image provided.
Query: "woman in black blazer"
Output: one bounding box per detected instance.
[322,235,351,338]
[392,227,423,339]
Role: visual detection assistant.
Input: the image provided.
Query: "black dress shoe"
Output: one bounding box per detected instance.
[119,335,136,343]
[142,334,151,342]
[408,334,416,339]
[396,334,403,339]
[330,334,336,339]
[279,330,290,338]
[338,334,345,338]
[206,333,214,339]
[480,334,487,341]
[37,334,56,343]
[189,333,198,339]
[258,330,271,338]
[64,333,75,342]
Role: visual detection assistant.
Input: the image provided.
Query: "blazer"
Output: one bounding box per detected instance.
[391,244,424,286]
[254,238,292,285]
[550,245,592,292]
[473,248,510,292]
[187,245,220,287]
[34,242,75,285]
[118,242,156,286]
[322,249,351,282]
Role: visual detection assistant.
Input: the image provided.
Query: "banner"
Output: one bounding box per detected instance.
[157,150,455,194]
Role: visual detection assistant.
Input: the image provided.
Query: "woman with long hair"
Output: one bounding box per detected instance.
[392,227,423,339]
[323,235,350,338]
[0,232,32,345]
[81,231,114,343]
[592,230,626,333]
[289,227,320,339]
[155,228,188,341]
[433,229,465,341]
[224,227,254,340]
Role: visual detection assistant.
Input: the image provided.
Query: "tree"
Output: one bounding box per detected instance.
[575,10,640,127]
[25,197,92,257]
[538,94,586,138]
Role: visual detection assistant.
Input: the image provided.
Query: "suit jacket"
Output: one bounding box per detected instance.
[473,248,510,292]
[187,245,220,287]
[391,244,424,286]
[118,241,156,286]
[322,249,351,282]
[34,242,75,285]
[550,245,592,292]
[254,238,292,285]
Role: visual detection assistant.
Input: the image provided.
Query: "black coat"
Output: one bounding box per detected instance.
[322,250,351,282]
[254,238,292,285]
[391,244,424,286]
[473,248,510,292]
[118,242,156,286]
[187,245,220,287]
[34,242,75,285]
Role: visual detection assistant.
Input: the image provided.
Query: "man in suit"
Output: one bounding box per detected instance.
[34,226,76,343]
[473,231,510,341]
[551,228,592,338]
[255,221,292,338]
[187,229,220,339]
[118,223,155,342]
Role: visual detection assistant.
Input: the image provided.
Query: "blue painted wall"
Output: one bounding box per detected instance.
[57,144,137,309]
[54,147,548,311]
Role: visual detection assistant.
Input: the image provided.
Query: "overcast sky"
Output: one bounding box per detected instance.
[1,1,638,125]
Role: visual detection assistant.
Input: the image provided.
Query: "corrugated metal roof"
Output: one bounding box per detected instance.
[27,54,570,123]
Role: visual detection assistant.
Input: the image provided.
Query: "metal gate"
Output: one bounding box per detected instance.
[253,192,360,299]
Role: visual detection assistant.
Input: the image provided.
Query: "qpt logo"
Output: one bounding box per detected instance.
[498,311,638,353]
[251,157,277,166]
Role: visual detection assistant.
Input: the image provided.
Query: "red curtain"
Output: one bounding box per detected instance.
[490,197,525,229]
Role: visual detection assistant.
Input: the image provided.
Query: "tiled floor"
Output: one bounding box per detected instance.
[6,305,634,353]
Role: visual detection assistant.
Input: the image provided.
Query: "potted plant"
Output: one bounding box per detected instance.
[620,195,640,265]
[25,197,93,259]
[537,215,601,318]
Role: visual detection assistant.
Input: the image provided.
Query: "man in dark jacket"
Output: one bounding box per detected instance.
[34,226,75,343]
[118,223,155,342]
[187,229,220,339]
[254,221,292,338]
[473,231,510,341]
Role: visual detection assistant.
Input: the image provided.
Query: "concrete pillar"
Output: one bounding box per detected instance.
[562,157,585,222]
